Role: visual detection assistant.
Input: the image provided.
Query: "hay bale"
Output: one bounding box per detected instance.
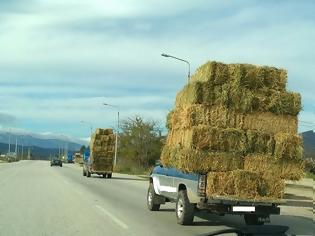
[175,82,205,106]
[206,170,284,199]
[274,133,303,160]
[164,60,301,200]
[243,112,297,134]
[268,91,301,116]
[190,61,229,85]
[244,154,304,181]
[170,105,297,134]
[161,145,244,173]
[191,61,287,91]
[166,110,174,130]
[166,126,246,153]
[169,105,242,130]
[245,130,275,155]
[90,128,115,163]
[175,80,300,115]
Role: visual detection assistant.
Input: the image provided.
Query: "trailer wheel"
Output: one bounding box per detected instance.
[83,169,86,176]
[87,171,91,178]
[244,214,264,225]
[147,183,160,211]
[176,190,194,225]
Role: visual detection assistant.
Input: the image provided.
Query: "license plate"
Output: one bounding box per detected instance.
[232,206,255,212]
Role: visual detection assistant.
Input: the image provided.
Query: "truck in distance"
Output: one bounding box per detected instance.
[74,152,83,165]
[83,128,115,179]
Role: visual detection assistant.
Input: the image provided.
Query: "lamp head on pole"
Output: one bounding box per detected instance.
[161,53,170,57]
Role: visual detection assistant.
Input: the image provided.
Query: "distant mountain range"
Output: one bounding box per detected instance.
[302,130,315,159]
[0,132,83,151]
[0,143,76,160]
[0,132,84,159]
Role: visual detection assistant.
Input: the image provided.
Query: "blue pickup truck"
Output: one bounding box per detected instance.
[147,165,281,225]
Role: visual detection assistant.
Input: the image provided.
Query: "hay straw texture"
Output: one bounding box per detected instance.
[161,60,303,200]
[90,128,115,170]
[191,61,287,91]
[244,154,304,181]
[168,105,297,134]
[161,146,244,173]
[175,82,301,116]
[206,170,284,200]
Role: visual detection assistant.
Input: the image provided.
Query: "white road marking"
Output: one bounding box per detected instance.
[95,205,129,229]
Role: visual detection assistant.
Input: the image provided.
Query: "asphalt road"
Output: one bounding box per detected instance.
[0,161,313,236]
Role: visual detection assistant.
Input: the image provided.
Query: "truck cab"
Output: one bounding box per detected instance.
[147,165,281,225]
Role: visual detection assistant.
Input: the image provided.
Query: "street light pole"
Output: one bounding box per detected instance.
[103,103,120,167]
[161,53,191,83]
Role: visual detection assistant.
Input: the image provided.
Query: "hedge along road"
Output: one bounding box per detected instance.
[0,160,313,236]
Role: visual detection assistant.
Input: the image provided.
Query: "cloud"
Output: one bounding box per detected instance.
[0,113,17,127]
[0,0,314,138]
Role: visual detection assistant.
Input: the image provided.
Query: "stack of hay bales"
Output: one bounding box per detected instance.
[90,128,115,170]
[161,61,303,200]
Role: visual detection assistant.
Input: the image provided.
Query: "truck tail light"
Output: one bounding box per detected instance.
[198,174,207,197]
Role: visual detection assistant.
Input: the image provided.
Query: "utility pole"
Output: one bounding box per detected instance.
[8,132,11,154]
[15,138,18,160]
[27,147,31,160]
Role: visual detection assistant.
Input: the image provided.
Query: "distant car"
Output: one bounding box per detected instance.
[51,159,62,167]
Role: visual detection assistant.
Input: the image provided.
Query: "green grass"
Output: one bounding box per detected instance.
[305,172,315,180]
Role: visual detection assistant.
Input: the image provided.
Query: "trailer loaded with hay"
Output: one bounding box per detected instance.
[147,61,303,225]
[83,128,115,178]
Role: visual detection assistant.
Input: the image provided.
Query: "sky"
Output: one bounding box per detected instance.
[0,0,314,143]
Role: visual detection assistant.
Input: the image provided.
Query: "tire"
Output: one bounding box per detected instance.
[60,164,62,167]
[87,171,91,178]
[83,169,86,176]
[244,214,264,225]
[176,190,194,225]
[102,174,106,178]
[107,173,112,178]
[147,183,160,211]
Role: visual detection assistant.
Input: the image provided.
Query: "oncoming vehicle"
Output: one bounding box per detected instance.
[50,158,62,167]
[147,165,281,226]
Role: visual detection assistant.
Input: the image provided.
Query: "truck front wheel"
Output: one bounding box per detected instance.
[147,183,160,211]
[176,190,194,225]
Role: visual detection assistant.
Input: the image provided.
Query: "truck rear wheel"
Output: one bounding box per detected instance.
[87,171,91,178]
[107,173,112,178]
[176,190,194,225]
[147,183,160,211]
[244,214,265,225]
[102,174,106,178]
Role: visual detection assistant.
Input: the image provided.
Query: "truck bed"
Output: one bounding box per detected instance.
[205,195,285,205]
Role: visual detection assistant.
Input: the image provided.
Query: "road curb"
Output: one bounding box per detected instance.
[137,175,150,180]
